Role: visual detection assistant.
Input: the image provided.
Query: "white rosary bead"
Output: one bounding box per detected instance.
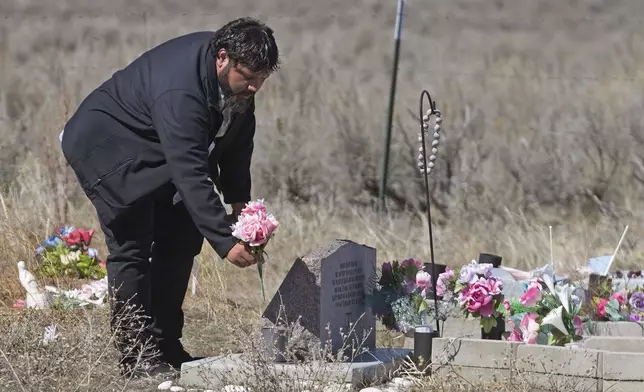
[433,132,440,139]
[417,154,424,161]
[422,114,430,122]
[423,122,429,130]
[429,155,436,161]
[434,124,441,132]
[417,161,424,168]
[426,109,433,117]
[418,146,424,153]
[419,168,425,174]
[435,116,442,124]
[428,162,435,168]
[432,140,439,147]
[418,135,423,142]
[432,147,438,154]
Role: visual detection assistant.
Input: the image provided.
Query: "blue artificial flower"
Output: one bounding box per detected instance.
[35,245,46,255]
[88,248,98,258]
[57,225,75,237]
[42,235,63,249]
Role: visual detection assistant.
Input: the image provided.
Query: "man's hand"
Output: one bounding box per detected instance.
[226,242,257,268]
[231,202,246,218]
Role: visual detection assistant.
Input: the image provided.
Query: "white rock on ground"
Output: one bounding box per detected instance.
[359,388,384,392]
[221,386,248,392]
[169,387,185,392]
[158,381,173,390]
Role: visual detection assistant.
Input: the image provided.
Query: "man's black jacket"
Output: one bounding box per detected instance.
[61,31,254,259]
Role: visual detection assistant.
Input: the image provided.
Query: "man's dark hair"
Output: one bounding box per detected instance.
[210,17,280,73]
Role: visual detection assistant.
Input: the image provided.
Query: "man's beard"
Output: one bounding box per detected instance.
[218,65,253,114]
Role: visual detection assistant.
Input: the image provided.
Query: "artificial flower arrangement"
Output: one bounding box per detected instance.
[505,274,585,346]
[366,258,433,333]
[34,225,106,280]
[591,289,644,322]
[230,199,279,302]
[453,260,506,334]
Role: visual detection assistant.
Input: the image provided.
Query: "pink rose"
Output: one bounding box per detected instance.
[231,202,279,247]
[241,199,267,216]
[459,278,495,317]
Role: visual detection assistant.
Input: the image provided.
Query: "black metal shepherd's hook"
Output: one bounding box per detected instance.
[418,89,440,336]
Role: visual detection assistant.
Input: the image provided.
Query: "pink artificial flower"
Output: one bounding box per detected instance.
[520,286,542,307]
[504,299,511,312]
[507,325,523,342]
[459,278,495,317]
[520,312,540,344]
[598,298,609,318]
[435,268,454,297]
[487,277,503,296]
[12,299,25,309]
[573,315,583,335]
[416,271,432,298]
[401,258,423,272]
[611,292,626,306]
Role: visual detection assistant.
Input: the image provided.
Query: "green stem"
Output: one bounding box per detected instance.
[258,262,266,303]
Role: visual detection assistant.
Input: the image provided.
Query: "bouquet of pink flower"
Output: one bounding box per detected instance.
[454,260,505,333]
[230,199,279,302]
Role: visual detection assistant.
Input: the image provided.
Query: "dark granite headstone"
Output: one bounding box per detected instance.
[262,239,377,357]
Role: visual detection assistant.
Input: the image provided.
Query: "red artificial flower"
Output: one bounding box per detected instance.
[65,228,94,247]
[79,229,94,245]
[65,230,83,246]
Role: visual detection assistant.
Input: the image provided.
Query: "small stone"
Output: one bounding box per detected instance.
[392,377,415,388]
[158,381,173,390]
[170,387,185,392]
[323,384,351,392]
[221,386,248,392]
[360,388,384,392]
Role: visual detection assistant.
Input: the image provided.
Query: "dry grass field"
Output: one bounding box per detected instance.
[2,0,644,390]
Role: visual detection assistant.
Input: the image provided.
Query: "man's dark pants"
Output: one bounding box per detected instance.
[95,181,204,369]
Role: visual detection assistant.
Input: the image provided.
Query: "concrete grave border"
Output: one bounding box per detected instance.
[431,337,644,391]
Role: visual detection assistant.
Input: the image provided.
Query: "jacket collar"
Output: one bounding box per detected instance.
[204,44,222,112]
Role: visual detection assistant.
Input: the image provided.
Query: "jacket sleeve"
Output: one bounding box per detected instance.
[151,89,238,259]
[217,114,255,204]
